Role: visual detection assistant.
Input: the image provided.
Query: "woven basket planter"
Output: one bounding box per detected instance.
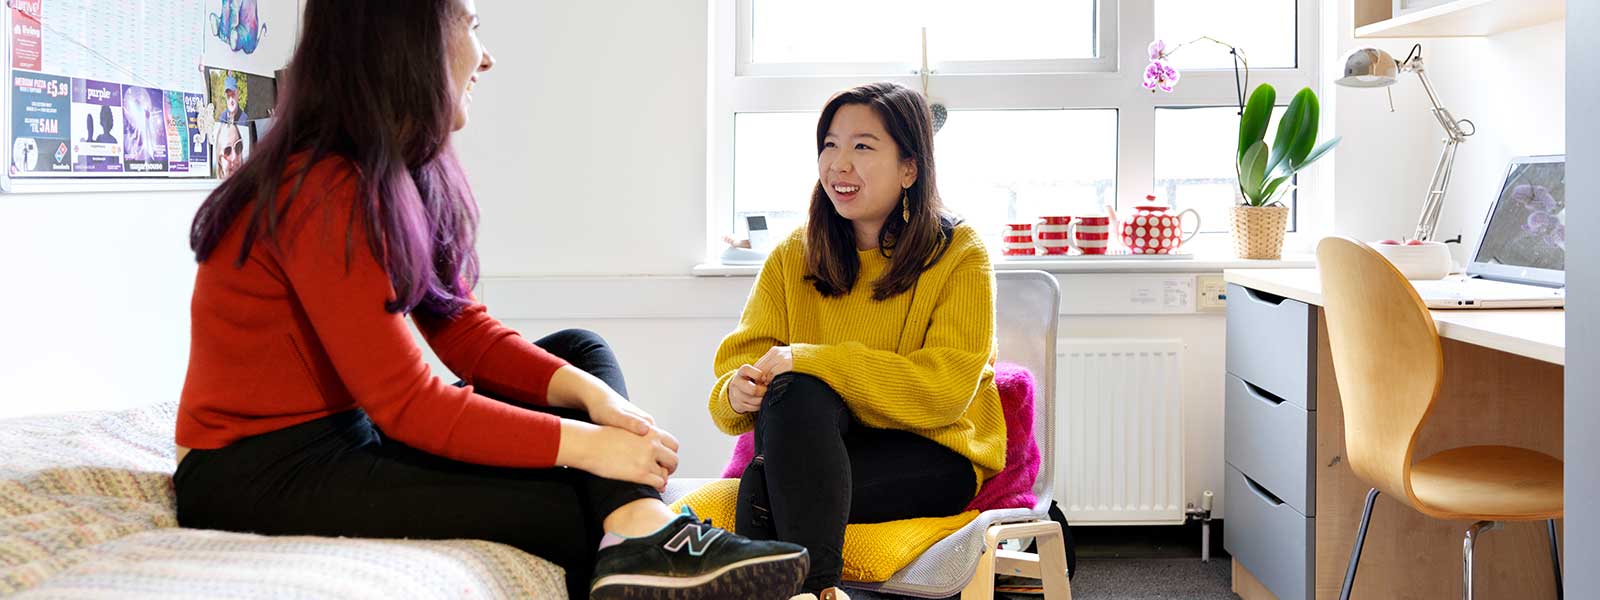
[1230,205,1290,259]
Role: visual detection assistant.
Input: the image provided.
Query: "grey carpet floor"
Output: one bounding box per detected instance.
[1061,557,1237,600]
[846,556,1238,600]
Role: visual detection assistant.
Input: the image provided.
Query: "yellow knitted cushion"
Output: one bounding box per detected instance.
[668,479,978,583]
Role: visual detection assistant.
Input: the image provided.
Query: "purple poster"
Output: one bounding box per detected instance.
[70,79,123,172]
[121,84,168,172]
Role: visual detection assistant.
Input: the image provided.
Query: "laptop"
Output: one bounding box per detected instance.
[1411,155,1566,309]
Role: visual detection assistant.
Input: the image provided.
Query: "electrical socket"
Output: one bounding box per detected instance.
[1197,274,1227,312]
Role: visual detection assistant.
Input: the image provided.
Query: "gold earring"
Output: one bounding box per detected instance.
[902,188,911,222]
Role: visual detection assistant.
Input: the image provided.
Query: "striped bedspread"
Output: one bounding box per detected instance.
[0,403,566,599]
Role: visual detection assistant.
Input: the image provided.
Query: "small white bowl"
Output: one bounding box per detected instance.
[1370,241,1453,280]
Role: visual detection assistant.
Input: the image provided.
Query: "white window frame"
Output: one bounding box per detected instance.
[734,1,1117,78]
[706,0,1324,261]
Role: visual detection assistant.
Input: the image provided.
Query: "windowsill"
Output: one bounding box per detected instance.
[693,250,1315,277]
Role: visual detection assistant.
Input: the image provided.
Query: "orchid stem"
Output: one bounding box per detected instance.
[1161,36,1251,114]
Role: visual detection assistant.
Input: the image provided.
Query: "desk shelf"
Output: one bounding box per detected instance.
[1354,0,1564,38]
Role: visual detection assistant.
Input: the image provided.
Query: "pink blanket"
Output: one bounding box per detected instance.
[720,362,1041,512]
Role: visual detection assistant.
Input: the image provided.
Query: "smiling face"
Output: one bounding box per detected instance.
[446,0,494,131]
[818,103,917,239]
[217,123,243,177]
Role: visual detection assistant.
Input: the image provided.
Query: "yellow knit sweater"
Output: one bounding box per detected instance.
[708,224,1005,485]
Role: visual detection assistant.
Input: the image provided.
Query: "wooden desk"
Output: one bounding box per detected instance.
[1226,268,1564,365]
[1222,268,1564,600]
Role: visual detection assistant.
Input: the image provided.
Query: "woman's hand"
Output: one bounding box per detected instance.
[754,346,794,379]
[585,390,656,436]
[728,364,768,414]
[549,365,659,436]
[558,420,680,491]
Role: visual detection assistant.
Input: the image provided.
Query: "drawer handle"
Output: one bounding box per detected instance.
[1244,473,1286,507]
[1243,287,1289,306]
[1243,380,1288,406]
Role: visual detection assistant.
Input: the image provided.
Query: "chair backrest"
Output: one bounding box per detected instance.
[1315,237,1443,504]
[994,270,1060,506]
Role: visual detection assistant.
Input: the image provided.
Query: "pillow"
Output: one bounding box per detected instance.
[965,362,1041,512]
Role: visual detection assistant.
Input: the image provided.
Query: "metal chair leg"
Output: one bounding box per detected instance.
[1548,519,1563,600]
[1463,521,1501,600]
[1339,488,1381,600]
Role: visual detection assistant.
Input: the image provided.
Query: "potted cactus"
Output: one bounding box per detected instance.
[1232,85,1340,259]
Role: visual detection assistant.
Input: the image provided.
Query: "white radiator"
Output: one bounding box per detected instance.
[1057,338,1186,525]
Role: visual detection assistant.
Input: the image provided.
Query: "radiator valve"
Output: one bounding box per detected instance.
[1185,490,1216,563]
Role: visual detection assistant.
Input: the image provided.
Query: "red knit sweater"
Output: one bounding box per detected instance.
[177,156,569,468]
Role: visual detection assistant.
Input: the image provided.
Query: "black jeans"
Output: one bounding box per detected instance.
[737,373,976,592]
[174,329,659,600]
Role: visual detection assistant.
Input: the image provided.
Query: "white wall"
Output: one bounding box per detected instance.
[1564,1,1596,594]
[0,191,206,419]
[1330,2,1565,253]
[454,0,709,277]
[0,1,709,421]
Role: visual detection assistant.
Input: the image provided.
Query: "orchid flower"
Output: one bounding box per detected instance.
[1142,36,1248,97]
[1142,60,1180,93]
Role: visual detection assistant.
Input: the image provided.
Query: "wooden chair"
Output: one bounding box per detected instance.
[1315,237,1564,600]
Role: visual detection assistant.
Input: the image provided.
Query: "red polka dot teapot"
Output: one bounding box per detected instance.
[1105,195,1201,255]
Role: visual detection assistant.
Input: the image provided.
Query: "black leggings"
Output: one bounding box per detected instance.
[174,328,659,600]
[737,373,976,592]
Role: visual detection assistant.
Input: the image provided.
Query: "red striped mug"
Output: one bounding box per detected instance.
[1034,216,1074,255]
[1073,216,1111,255]
[1001,223,1035,256]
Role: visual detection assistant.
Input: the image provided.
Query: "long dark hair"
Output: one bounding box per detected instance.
[189,0,478,318]
[806,82,958,301]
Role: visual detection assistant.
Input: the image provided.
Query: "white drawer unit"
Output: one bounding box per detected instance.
[1224,374,1316,516]
[1224,282,1320,600]
[1224,284,1316,409]
[1225,466,1314,600]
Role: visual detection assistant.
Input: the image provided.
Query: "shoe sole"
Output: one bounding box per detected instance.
[590,550,808,600]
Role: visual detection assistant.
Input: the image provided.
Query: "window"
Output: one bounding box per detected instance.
[732,113,816,238]
[1154,106,1294,234]
[712,0,1320,255]
[735,110,1119,241]
[750,0,1097,66]
[916,110,1118,236]
[1152,0,1297,69]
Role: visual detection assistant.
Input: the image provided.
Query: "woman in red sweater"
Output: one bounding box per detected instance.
[175,2,806,599]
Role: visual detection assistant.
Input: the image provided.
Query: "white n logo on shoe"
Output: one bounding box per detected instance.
[662,524,724,557]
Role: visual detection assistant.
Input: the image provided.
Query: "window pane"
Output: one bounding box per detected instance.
[733,110,1118,248]
[733,112,817,239]
[1153,106,1295,234]
[936,110,1117,245]
[751,0,1096,64]
[1153,0,1295,69]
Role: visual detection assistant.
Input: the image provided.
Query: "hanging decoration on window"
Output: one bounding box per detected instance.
[920,28,948,134]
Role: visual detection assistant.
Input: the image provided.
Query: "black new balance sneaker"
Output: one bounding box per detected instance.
[590,507,809,600]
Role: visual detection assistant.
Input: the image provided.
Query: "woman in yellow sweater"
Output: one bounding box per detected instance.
[708,82,1004,598]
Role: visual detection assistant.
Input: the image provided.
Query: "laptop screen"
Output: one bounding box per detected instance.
[1473,158,1565,276]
